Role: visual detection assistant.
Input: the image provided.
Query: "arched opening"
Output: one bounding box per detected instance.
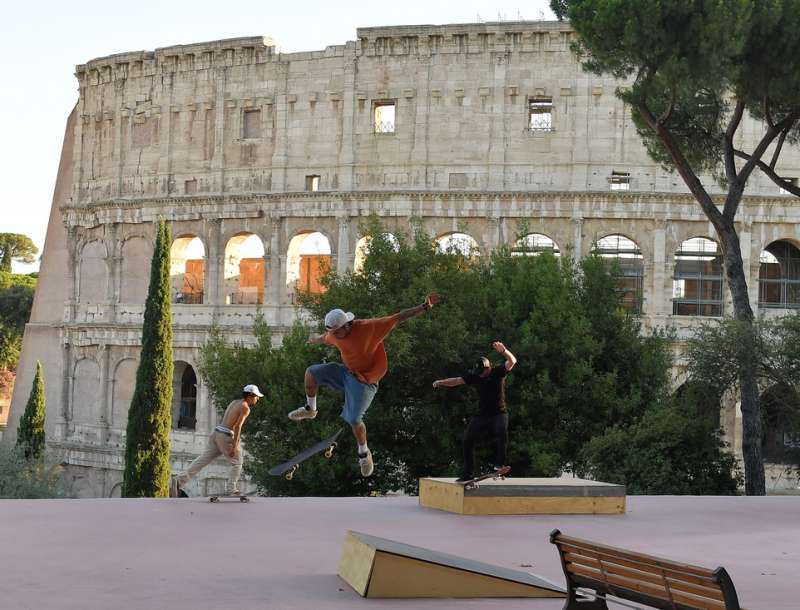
[287,232,332,302]
[79,241,107,303]
[436,232,481,257]
[593,234,644,313]
[759,240,800,309]
[170,235,205,304]
[172,361,197,430]
[512,233,561,257]
[673,237,723,316]
[761,383,800,463]
[353,233,400,274]
[224,233,265,305]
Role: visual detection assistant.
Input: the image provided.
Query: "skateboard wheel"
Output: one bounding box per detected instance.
[285,472,293,481]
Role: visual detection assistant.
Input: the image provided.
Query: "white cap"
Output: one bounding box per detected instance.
[324,308,355,331]
[243,384,264,397]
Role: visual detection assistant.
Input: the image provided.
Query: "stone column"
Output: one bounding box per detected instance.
[265,218,284,308]
[336,216,353,274]
[206,219,223,307]
[651,221,667,316]
[213,69,227,193]
[271,87,290,192]
[487,54,508,190]
[571,217,584,260]
[59,341,72,440]
[99,344,110,439]
[740,220,758,309]
[337,51,357,191]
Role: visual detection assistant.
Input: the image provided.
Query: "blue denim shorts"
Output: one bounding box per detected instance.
[307,362,378,425]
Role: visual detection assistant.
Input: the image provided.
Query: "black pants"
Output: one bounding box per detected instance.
[462,412,509,478]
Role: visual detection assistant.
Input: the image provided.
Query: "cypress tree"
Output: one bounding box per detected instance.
[16,360,46,460]
[123,218,173,497]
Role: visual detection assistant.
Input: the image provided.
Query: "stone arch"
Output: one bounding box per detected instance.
[435,231,481,257]
[593,233,645,313]
[108,481,123,498]
[286,231,332,302]
[172,360,198,430]
[761,383,800,463]
[78,240,107,303]
[224,232,265,304]
[120,236,150,303]
[72,357,101,425]
[353,232,400,274]
[512,232,561,256]
[758,239,800,309]
[170,234,206,304]
[111,358,138,429]
[672,236,724,317]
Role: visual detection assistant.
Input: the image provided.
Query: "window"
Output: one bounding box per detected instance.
[243,109,261,139]
[448,173,467,189]
[779,177,798,195]
[527,97,553,131]
[594,234,644,313]
[184,179,197,195]
[673,237,724,316]
[305,175,320,192]
[610,171,631,191]
[759,241,800,308]
[373,101,396,134]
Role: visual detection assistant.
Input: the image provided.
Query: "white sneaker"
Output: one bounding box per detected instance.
[288,405,318,421]
[358,450,374,477]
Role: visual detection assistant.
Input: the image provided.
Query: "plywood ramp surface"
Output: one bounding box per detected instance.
[337,530,565,599]
[419,477,626,515]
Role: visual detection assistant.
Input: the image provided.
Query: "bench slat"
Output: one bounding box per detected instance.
[562,552,725,601]
[568,564,727,610]
[557,540,717,581]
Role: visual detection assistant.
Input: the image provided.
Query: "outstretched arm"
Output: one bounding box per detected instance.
[394,293,442,324]
[432,377,465,389]
[493,341,517,371]
[307,332,327,344]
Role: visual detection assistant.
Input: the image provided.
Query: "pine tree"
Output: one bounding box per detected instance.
[16,360,46,460]
[123,219,174,497]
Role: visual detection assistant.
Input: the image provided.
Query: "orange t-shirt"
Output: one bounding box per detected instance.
[323,316,399,384]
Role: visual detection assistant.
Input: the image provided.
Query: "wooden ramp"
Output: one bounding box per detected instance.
[337,530,565,599]
[419,477,626,515]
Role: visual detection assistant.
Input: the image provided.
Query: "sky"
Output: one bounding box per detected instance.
[0,1,555,274]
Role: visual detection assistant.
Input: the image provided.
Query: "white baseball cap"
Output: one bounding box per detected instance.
[324,308,355,331]
[243,384,264,397]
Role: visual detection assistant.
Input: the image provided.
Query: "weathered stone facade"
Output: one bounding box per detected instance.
[8,22,800,496]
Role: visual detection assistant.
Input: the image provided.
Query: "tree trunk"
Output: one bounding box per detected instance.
[716,219,766,496]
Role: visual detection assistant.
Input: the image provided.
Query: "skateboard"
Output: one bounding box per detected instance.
[208,491,257,503]
[457,466,511,490]
[268,429,344,480]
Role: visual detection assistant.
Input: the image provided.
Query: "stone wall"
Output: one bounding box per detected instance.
[9,22,800,496]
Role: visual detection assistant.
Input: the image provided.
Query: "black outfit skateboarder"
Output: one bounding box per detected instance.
[432,341,517,482]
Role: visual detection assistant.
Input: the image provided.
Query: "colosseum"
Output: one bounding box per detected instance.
[8,21,800,497]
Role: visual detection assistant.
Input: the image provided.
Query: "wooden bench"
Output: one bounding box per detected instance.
[550,529,745,610]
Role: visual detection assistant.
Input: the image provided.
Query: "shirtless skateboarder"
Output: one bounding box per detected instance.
[172,384,263,496]
[288,293,441,477]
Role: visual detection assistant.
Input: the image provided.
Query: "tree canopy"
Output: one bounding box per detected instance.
[0,234,38,273]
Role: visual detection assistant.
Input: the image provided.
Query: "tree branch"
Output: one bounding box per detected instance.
[658,88,676,126]
[764,96,775,129]
[734,148,800,197]
[723,100,746,184]
[769,126,789,170]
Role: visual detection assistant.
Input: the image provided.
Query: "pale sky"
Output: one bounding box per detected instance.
[1,1,555,273]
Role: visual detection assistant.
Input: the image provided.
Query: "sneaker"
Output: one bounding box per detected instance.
[358,450,374,477]
[288,404,318,421]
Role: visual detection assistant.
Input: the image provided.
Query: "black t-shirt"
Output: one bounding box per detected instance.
[463,365,509,415]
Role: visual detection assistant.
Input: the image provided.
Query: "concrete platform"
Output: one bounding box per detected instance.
[1,495,798,609]
[419,477,626,515]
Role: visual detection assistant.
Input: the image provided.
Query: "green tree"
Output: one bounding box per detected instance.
[122,219,173,497]
[0,271,36,370]
[580,382,741,494]
[552,0,800,494]
[0,443,63,499]
[16,360,46,460]
[200,220,673,495]
[0,233,38,272]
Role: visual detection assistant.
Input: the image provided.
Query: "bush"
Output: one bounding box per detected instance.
[0,443,64,499]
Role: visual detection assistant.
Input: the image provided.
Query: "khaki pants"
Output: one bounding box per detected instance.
[177,431,242,493]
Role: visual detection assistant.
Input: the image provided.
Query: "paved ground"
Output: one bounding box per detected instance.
[1,494,796,609]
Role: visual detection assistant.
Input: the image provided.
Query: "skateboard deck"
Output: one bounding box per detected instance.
[458,466,511,490]
[208,491,257,503]
[268,429,344,480]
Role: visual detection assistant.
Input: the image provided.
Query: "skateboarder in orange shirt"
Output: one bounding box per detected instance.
[288,293,441,476]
